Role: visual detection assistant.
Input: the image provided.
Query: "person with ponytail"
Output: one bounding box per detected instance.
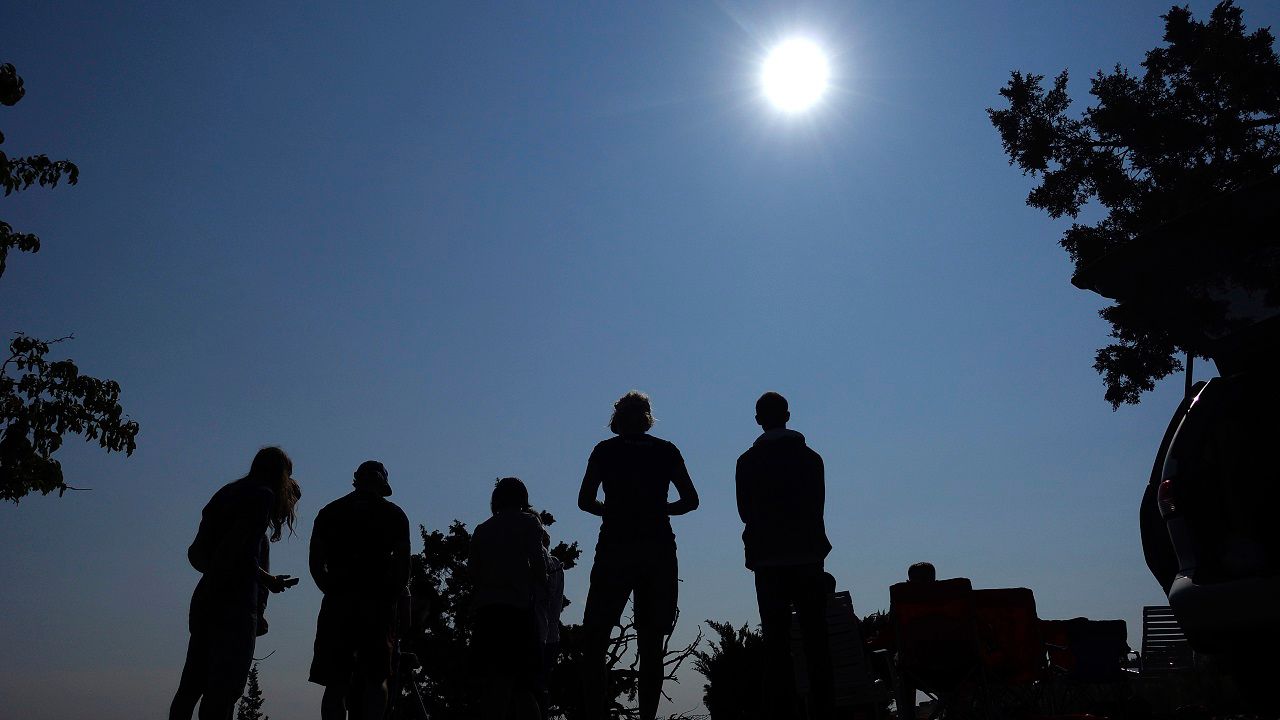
[170,446,302,720]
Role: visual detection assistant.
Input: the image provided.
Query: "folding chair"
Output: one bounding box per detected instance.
[890,578,987,720]
[1041,618,1133,717]
[973,588,1045,716]
[793,590,890,719]
[1140,605,1193,675]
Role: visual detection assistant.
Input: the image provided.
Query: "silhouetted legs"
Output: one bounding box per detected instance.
[169,636,204,720]
[755,563,832,720]
[582,625,611,720]
[636,630,665,720]
[581,624,663,720]
[170,619,255,720]
[321,677,388,720]
[473,604,540,720]
[582,545,679,720]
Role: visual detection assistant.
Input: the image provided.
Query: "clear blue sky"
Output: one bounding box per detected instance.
[3,2,1274,718]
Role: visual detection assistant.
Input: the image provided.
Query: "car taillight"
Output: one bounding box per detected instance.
[1157,478,1178,516]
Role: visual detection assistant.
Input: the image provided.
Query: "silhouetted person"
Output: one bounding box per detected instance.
[579,391,699,720]
[894,562,935,719]
[469,477,547,720]
[171,447,302,720]
[907,562,935,584]
[308,461,410,720]
[736,392,832,720]
[533,526,566,720]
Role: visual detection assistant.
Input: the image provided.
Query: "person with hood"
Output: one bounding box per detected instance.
[736,392,833,720]
[308,460,410,720]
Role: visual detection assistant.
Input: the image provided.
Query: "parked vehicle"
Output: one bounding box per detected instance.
[1072,177,1280,710]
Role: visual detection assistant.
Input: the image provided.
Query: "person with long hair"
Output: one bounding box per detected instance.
[170,446,302,720]
[578,391,699,720]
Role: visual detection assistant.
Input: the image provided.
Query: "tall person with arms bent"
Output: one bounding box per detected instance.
[578,391,699,720]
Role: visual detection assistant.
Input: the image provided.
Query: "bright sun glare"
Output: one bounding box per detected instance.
[761,38,830,113]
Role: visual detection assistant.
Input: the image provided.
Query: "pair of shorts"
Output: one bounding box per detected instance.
[583,544,678,634]
[308,595,395,686]
[472,603,540,687]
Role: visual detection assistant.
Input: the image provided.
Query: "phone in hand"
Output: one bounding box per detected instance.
[278,575,301,589]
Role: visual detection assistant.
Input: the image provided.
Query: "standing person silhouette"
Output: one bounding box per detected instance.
[469,477,547,720]
[532,526,565,720]
[170,446,302,720]
[736,392,833,720]
[578,391,699,720]
[308,461,410,720]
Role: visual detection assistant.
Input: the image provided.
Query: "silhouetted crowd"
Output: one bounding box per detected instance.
[170,391,838,720]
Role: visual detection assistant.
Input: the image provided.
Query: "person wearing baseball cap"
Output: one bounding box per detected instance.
[308,461,410,720]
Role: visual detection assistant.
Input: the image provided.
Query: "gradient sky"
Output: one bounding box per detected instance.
[3,2,1275,718]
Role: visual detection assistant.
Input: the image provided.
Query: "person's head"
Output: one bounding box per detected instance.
[821,571,838,595]
[755,391,790,430]
[609,390,655,435]
[245,446,300,541]
[907,561,936,583]
[354,460,392,497]
[491,476,531,514]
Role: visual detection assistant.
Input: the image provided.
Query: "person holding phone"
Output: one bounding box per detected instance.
[170,446,302,720]
[308,460,411,720]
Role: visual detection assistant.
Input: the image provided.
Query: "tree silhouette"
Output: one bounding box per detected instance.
[691,621,767,720]
[989,1,1280,406]
[406,512,701,720]
[0,62,138,501]
[235,663,268,720]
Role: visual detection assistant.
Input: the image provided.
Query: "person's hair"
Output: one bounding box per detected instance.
[609,390,655,435]
[755,391,789,426]
[907,561,936,583]
[244,446,299,542]
[491,476,531,514]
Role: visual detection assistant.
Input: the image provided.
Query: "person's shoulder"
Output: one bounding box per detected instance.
[382,499,410,523]
[646,434,682,453]
[317,491,356,516]
[515,511,543,531]
[239,482,275,508]
[593,436,622,452]
[472,515,496,538]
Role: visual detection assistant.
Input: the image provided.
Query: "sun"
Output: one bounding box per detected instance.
[761,38,831,113]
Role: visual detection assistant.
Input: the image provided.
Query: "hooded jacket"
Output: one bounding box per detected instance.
[735,429,831,571]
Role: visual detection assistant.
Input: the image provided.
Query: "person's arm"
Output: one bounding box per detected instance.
[816,453,826,515]
[666,447,699,516]
[390,508,411,597]
[577,449,605,516]
[309,511,331,595]
[526,516,548,587]
[735,454,753,526]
